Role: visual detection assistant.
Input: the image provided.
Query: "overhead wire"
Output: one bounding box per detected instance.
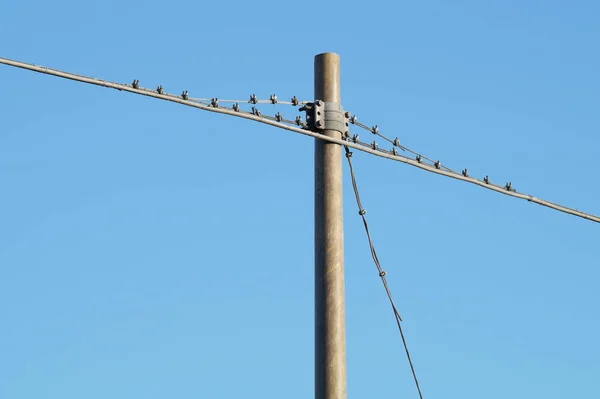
[344,146,424,399]
[189,96,311,106]
[1,56,598,224]
[351,117,455,173]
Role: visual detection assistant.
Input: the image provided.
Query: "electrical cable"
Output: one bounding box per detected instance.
[1,56,598,224]
[344,146,424,399]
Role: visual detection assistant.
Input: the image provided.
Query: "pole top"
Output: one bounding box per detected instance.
[315,52,340,60]
[314,53,341,103]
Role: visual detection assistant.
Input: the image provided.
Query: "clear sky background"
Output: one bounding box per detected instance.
[1,1,599,398]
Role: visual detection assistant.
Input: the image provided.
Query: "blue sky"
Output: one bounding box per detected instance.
[1,1,599,398]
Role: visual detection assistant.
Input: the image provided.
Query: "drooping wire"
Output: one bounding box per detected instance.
[1,55,598,224]
[344,146,424,399]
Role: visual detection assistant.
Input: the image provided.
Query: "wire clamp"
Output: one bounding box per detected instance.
[300,100,349,137]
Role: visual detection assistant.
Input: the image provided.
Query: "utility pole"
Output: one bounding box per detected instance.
[314,52,347,399]
[3,50,600,399]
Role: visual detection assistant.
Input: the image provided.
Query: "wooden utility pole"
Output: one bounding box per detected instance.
[314,52,347,399]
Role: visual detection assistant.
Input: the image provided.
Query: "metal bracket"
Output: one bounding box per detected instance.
[300,100,349,137]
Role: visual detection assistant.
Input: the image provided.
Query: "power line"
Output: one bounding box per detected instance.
[344,147,424,399]
[1,56,598,224]
[189,95,311,106]
[349,116,455,173]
